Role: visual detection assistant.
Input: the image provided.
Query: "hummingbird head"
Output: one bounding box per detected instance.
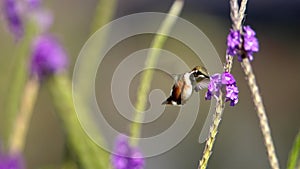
[191,66,210,80]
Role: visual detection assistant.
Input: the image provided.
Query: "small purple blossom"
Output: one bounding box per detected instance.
[226,25,259,62]
[0,150,25,169]
[243,26,259,61]
[30,35,68,80]
[111,135,145,169]
[205,72,239,106]
[226,29,241,56]
[3,0,24,40]
[225,84,239,106]
[221,72,236,85]
[205,74,222,100]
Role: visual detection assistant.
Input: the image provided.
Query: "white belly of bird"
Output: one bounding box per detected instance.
[181,73,193,104]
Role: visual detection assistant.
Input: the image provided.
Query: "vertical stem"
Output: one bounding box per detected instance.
[230,0,239,30]
[287,130,300,169]
[241,58,280,169]
[225,0,248,73]
[3,22,38,143]
[130,0,184,146]
[237,0,248,29]
[198,93,224,169]
[90,0,117,35]
[198,0,249,167]
[9,77,39,154]
[47,75,111,169]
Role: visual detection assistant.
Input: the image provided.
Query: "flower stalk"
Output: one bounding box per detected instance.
[198,93,224,169]
[198,0,248,168]
[46,75,111,169]
[130,0,184,146]
[241,58,280,169]
[9,77,39,154]
[3,21,38,143]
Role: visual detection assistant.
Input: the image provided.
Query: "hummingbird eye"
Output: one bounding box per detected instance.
[193,70,209,78]
[193,70,202,76]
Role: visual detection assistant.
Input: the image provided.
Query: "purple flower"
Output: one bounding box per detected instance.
[205,74,222,100]
[30,9,53,33]
[221,72,236,85]
[30,34,68,80]
[243,26,259,61]
[26,0,41,9]
[111,135,145,169]
[226,29,241,56]
[3,0,24,40]
[205,72,239,106]
[0,151,25,169]
[226,25,259,62]
[225,84,239,106]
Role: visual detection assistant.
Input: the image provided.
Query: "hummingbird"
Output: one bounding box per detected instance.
[162,66,210,106]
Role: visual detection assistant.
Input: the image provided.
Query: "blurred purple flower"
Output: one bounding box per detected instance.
[205,72,239,106]
[0,150,25,169]
[111,135,145,169]
[226,25,259,62]
[3,0,24,40]
[30,9,53,33]
[30,34,68,80]
[26,0,41,9]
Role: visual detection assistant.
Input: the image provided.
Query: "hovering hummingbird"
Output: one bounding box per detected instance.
[162,66,210,106]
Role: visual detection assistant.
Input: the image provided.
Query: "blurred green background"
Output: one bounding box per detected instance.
[0,0,299,169]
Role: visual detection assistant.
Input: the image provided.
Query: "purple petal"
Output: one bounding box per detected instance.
[111,134,145,169]
[0,152,25,169]
[244,36,259,52]
[205,90,212,100]
[227,29,241,48]
[3,0,24,40]
[130,149,145,169]
[225,84,239,106]
[26,0,41,9]
[113,135,131,156]
[30,34,68,79]
[226,29,241,56]
[30,9,53,33]
[221,72,236,85]
[243,26,256,38]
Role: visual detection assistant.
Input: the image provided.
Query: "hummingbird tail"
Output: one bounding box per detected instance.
[162,97,181,106]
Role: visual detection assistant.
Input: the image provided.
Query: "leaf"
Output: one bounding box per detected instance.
[287,130,300,169]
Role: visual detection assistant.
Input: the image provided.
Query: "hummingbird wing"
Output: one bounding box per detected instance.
[161,84,182,105]
[194,78,210,92]
[162,75,183,105]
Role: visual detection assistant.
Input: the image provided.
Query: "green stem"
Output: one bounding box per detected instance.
[287,131,300,169]
[90,0,117,35]
[130,0,185,146]
[3,21,38,145]
[46,75,111,169]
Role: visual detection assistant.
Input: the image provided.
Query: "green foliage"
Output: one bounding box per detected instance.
[2,21,39,145]
[46,75,111,169]
[287,131,300,169]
